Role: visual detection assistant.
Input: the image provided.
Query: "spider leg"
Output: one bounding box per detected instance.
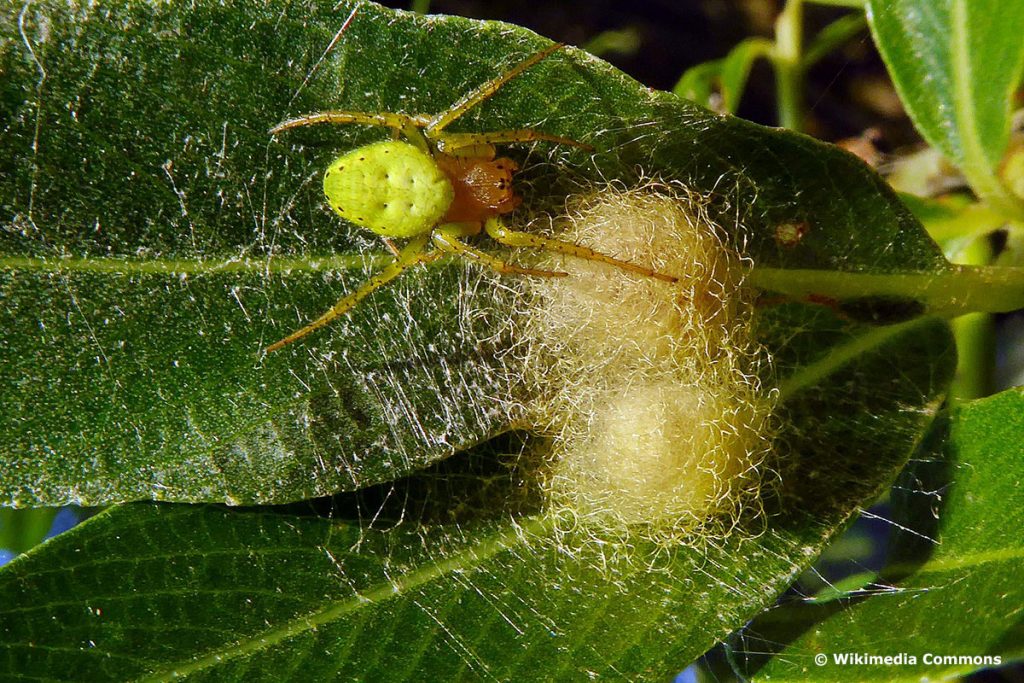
[426,43,565,134]
[380,237,401,256]
[484,217,678,283]
[269,111,432,152]
[432,225,568,277]
[265,235,436,353]
[437,130,593,157]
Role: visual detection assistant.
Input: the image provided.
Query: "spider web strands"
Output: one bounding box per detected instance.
[286,4,360,108]
[425,42,565,134]
[776,318,927,402]
[137,515,561,682]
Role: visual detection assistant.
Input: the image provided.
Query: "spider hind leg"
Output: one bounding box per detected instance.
[484,217,678,283]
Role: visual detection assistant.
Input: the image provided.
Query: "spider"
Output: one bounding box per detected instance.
[266,43,677,352]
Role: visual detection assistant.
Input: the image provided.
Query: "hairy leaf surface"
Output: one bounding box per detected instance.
[1,0,949,505]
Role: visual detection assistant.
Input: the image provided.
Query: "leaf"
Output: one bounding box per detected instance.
[727,388,1024,681]
[807,0,865,8]
[672,38,773,115]
[866,0,1024,217]
[0,507,56,556]
[898,193,1006,245]
[673,60,723,109]
[1,0,953,506]
[718,39,774,114]
[0,327,957,682]
[802,13,867,69]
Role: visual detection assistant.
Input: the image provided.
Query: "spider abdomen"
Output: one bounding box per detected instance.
[323,140,454,238]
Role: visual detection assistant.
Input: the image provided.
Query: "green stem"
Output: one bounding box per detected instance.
[749,264,1024,316]
[948,238,996,402]
[773,0,804,131]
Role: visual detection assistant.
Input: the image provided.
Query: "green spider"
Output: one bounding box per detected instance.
[266,43,677,352]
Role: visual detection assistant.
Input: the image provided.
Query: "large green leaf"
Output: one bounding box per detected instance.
[727,388,1024,681]
[1,0,951,506]
[0,321,955,681]
[866,0,1024,217]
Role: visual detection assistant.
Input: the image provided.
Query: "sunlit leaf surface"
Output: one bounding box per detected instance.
[1,0,948,505]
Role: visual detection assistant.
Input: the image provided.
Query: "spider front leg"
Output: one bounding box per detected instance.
[484,217,679,283]
[266,234,436,353]
[426,43,565,134]
[436,130,593,158]
[269,111,431,152]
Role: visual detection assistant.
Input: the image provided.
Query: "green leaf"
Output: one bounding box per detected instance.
[1,0,954,506]
[0,325,957,682]
[807,0,865,8]
[729,388,1024,681]
[581,26,642,59]
[0,507,57,555]
[673,60,723,109]
[866,0,1024,217]
[802,13,867,69]
[673,38,773,115]
[898,193,1007,245]
[719,39,774,114]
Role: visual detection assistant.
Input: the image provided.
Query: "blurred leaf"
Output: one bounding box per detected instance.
[898,193,1006,246]
[1,0,953,506]
[729,388,1024,681]
[673,60,723,109]
[673,38,772,115]
[802,13,867,68]
[582,26,642,58]
[719,38,774,114]
[0,508,56,555]
[867,0,1024,216]
[807,0,865,8]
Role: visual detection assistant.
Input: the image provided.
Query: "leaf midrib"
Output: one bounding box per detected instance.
[0,253,384,275]
[138,515,555,682]
[886,546,1024,580]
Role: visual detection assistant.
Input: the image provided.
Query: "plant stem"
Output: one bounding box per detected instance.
[749,264,1024,316]
[774,0,804,131]
[948,237,996,402]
